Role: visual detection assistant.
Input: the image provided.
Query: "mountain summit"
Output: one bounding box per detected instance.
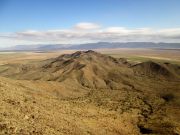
[1,50,179,89]
[0,50,130,89]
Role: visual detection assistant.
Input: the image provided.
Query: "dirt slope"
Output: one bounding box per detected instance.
[0,50,180,135]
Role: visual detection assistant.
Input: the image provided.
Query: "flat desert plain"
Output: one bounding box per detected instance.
[0,48,180,65]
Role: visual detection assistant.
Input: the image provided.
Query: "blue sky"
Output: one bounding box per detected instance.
[0,0,180,47]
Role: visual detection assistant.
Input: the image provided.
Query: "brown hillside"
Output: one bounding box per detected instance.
[132,61,180,79]
[0,51,180,134]
[1,50,132,89]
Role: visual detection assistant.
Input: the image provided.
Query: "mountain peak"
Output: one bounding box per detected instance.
[56,50,100,60]
[72,50,97,56]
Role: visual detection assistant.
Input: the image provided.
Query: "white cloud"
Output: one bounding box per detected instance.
[0,22,180,47]
[74,22,101,30]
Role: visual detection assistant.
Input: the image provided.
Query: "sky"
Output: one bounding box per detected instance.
[0,0,180,47]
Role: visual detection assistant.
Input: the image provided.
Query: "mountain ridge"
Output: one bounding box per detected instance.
[0,50,179,88]
[0,50,180,134]
[1,42,180,51]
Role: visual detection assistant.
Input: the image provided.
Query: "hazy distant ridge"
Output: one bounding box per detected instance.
[1,42,180,51]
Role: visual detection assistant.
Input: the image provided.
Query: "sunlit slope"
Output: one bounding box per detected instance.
[0,51,180,135]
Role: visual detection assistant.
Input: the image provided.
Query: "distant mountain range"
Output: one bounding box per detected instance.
[1,42,180,51]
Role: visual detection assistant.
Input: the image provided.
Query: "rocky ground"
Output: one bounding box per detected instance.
[0,50,180,135]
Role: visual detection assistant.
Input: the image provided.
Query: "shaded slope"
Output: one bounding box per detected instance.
[132,61,180,79]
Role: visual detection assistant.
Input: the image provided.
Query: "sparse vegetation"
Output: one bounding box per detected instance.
[0,50,179,135]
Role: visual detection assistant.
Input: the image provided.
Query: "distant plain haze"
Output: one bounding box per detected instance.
[0,0,180,47]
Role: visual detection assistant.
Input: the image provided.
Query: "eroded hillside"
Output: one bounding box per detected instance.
[0,50,180,135]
